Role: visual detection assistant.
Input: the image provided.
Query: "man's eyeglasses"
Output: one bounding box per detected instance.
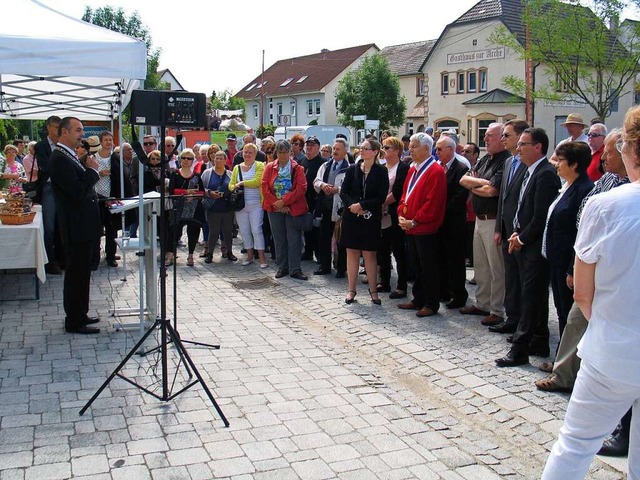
[180,156,194,160]
[587,133,604,138]
[143,142,156,146]
[516,141,538,148]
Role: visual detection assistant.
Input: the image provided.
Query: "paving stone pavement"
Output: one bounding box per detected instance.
[0,242,628,479]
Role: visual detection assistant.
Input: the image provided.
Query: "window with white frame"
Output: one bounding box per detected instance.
[479,69,487,92]
[314,99,321,116]
[417,78,426,96]
[277,103,283,116]
[307,100,313,116]
[457,72,465,93]
[468,71,477,93]
[442,73,449,95]
[290,101,296,116]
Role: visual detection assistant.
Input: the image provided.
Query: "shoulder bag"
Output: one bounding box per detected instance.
[229,167,245,211]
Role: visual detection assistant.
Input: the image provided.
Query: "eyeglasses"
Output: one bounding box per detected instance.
[180,156,194,160]
[516,141,538,148]
[143,142,156,146]
[587,133,604,138]
[166,145,175,148]
[265,150,274,155]
[360,147,373,151]
[435,147,450,151]
[501,133,513,138]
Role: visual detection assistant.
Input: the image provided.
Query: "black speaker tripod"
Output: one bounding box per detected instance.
[79,123,228,427]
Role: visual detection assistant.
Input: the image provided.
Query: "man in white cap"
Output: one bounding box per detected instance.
[557,113,588,148]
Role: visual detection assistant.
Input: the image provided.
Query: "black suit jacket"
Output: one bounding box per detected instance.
[496,155,527,238]
[340,161,389,220]
[515,158,562,255]
[49,147,102,244]
[544,174,593,265]
[442,159,469,229]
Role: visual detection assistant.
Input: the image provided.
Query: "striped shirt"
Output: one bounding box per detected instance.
[576,172,629,228]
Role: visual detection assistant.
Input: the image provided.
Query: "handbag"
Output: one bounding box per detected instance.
[229,168,245,211]
[202,171,224,211]
[292,212,314,232]
[22,160,38,198]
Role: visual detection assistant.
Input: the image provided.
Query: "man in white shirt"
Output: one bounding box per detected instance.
[556,113,588,148]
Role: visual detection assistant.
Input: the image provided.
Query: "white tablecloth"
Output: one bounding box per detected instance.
[0,209,48,282]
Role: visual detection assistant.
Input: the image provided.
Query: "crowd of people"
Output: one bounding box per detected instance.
[5,107,640,477]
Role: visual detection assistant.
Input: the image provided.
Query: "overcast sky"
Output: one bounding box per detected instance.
[39,0,482,95]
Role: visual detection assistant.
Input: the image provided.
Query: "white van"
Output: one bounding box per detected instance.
[274,125,352,147]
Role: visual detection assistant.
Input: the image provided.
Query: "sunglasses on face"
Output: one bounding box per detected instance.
[143,142,156,146]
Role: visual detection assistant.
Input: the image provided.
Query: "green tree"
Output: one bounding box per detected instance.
[82,6,168,91]
[335,53,406,132]
[490,0,640,120]
[211,89,246,113]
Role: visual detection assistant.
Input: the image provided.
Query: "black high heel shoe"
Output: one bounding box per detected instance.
[345,291,357,304]
[369,289,381,305]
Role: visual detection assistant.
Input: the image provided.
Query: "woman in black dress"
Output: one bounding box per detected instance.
[167,149,205,267]
[339,139,389,304]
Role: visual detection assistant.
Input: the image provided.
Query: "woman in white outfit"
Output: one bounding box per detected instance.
[230,142,267,268]
[541,105,640,479]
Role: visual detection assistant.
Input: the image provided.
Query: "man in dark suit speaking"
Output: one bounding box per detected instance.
[50,117,103,334]
[496,127,561,367]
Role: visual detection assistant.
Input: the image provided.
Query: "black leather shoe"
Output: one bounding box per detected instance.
[495,349,529,367]
[82,317,100,325]
[113,255,121,260]
[376,284,391,293]
[335,271,346,279]
[506,335,513,343]
[598,429,630,457]
[65,325,100,334]
[445,299,467,309]
[106,259,118,267]
[313,268,331,275]
[290,271,308,281]
[488,322,518,334]
[389,290,407,299]
[275,269,289,279]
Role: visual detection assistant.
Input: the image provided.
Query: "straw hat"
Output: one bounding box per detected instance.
[560,113,587,127]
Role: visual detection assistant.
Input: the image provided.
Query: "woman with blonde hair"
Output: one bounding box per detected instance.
[230,143,267,267]
[542,106,640,479]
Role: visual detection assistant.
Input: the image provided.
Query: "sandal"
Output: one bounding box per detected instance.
[539,362,554,373]
[534,377,572,393]
[369,289,381,305]
[345,291,357,304]
[164,252,174,267]
[187,254,194,267]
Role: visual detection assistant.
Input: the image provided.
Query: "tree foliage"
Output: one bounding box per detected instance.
[210,89,246,113]
[82,6,167,90]
[490,0,640,120]
[335,54,406,131]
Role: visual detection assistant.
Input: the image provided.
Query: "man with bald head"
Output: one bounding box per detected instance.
[435,136,469,309]
[459,123,511,326]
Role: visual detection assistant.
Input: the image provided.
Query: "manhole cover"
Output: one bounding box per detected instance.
[230,277,278,290]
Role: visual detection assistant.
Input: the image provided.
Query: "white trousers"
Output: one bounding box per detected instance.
[472,218,505,316]
[542,361,639,479]
[236,202,265,250]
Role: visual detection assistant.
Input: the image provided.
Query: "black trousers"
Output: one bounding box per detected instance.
[502,241,521,326]
[378,224,407,290]
[303,227,320,260]
[512,250,550,352]
[407,232,440,312]
[438,223,468,303]
[550,261,573,339]
[64,240,93,327]
[319,214,345,273]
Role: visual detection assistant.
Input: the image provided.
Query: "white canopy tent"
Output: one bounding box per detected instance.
[0,0,147,120]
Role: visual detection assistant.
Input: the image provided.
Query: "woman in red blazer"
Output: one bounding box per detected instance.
[261,139,309,280]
